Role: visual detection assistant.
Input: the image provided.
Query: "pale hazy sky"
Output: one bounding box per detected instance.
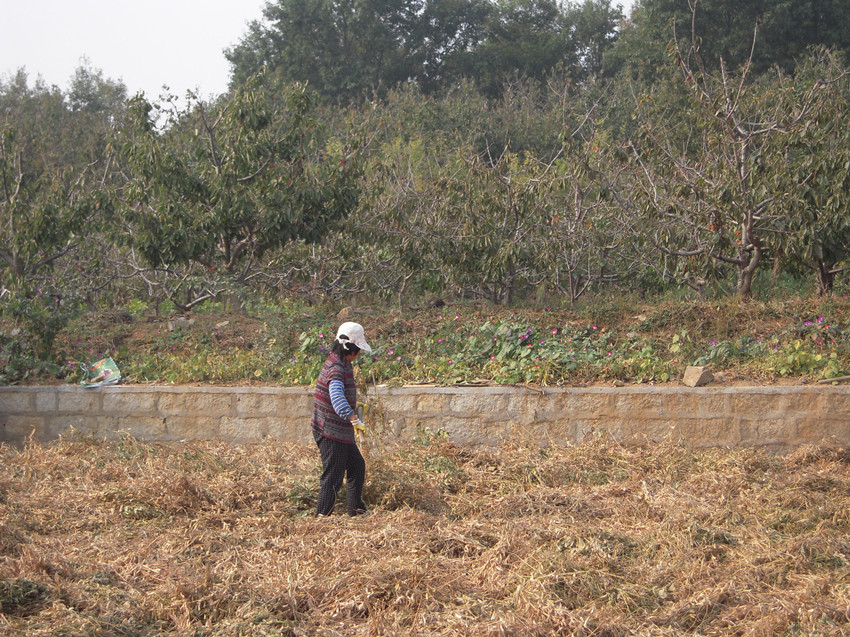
[2,0,636,102]
[0,0,267,101]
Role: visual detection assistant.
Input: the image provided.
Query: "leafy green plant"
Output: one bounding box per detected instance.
[694,335,767,368]
[613,343,673,383]
[763,340,828,377]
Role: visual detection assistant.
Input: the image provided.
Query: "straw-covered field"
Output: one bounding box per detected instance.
[1,432,849,636]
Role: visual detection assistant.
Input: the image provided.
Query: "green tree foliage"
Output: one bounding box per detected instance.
[770,50,850,295]
[226,0,491,102]
[4,0,850,327]
[116,75,363,309]
[627,11,844,298]
[473,0,573,97]
[0,69,118,283]
[563,0,625,81]
[0,67,124,362]
[226,0,624,103]
[610,0,850,82]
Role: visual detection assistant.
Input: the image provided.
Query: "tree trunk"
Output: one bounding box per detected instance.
[736,247,762,298]
[816,261,835,296]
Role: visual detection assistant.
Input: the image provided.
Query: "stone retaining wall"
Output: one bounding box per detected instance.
[1,385,848,453]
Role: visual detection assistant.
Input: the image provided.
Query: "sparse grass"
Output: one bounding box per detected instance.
[1,434,848,635]
[0,293,843,388]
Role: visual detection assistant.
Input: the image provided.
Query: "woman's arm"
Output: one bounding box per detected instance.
[328,379,355,420]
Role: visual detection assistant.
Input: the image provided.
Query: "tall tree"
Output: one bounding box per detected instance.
[627,11,843,298]
[770,50,850,294]
[0,69,116,283]
[116,75,364,310]
[609,0,850,83]
[474,0,573,97]
[566,0,625,81]
[226,0,426,102]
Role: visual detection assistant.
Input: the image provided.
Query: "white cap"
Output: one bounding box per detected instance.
[335,322,372,354]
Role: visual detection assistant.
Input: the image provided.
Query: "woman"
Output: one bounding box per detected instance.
[311,321,372,516]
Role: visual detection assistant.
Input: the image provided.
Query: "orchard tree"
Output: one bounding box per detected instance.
[427,149,554,304]
[0,68,122,358]
[771,50,850,295]
[627,7,840,298]
[116,74,364,310]
[0,70,115,285]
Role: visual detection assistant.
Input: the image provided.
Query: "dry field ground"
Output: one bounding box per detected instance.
[0,432,849,636]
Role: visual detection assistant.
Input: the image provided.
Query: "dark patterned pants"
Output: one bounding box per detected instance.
[315,435,366,516]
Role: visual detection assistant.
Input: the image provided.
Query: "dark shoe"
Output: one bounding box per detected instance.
[350,508,372,517]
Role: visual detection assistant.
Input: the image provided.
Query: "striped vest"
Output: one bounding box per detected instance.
[311,352,357,444]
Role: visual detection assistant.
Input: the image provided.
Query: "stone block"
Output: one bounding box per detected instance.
[515,421,575,447]
[524,397,572,424]
[115,416,166,439]
[814,389,850,418]
[235,393,280,416]
[283,400,313,420]
[156,392,187,416]
[5,415,47,442]
[729,391,791,420]
[682,366,713,387]
[181,392,233,417]
[35,391,57,413]
[676,417,742,447]
[268,418,312,444]
[795,417,848,445]
[611,418,679,445]
[102,391,157,414]
[0,391,33,414]
[693,392,733,420]
[384,417,411,441]
[660,391,724,420]
[610,391,667,419]
[562,390,613,418]
[54,391,101,414]
[441,416,508,447]
[573,419,609,444]
[447,392,479,415]
[387,393,420,414]
[48,416,117,440]
[221,416,268,442]
[416,392,450,414]
[164,415,221,440]
[504,394,539,418]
